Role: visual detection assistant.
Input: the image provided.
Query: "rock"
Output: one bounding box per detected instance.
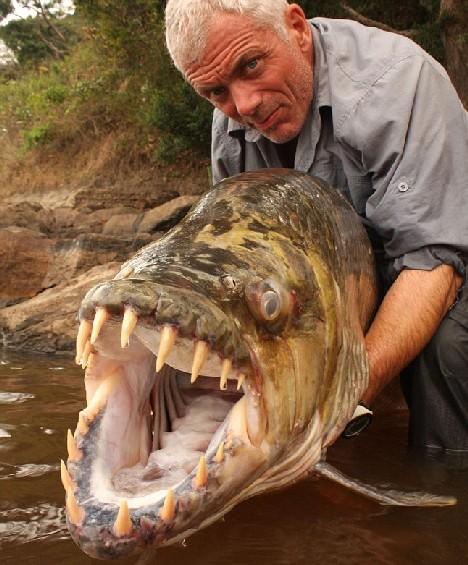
[137,195,199,234]
[102,213,141,236]
[0,187,203,353]
[75,206,139,234]
[0,262,121,354]
[0,222,153,309]
[43,233,154,288]
[0,227,55,306]
[68,184,181,212]
[53,207,80,232]
[0,202,55,234]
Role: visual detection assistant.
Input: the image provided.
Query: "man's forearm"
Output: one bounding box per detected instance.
[362,264,462,405]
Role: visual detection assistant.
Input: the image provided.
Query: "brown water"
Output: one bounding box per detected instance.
[0,351,466,565]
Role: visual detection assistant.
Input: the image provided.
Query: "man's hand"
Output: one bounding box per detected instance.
[362,264,463,405]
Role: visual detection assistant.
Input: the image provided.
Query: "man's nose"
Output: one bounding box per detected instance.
[231,83,261,117]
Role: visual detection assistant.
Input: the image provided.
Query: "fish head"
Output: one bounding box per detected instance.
[65,170,374,558]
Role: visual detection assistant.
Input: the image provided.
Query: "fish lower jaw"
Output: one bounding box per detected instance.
[65,323,268,557]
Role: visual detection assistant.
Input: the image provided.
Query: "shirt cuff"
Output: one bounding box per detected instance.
[385,245,466,284]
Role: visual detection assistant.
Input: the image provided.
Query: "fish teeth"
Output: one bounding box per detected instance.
[86,368,122,420]
[220,358,231,390]
[77,411,89,436]
[90,307,109,344]
[80,341,92,369]
[113,499,132,537]
[75,320,92,365]
[193,455,208,488]
[159,489,176,523]
[60,459,73,490]
[156,325,177,373]
[121,307,138,348]
[214,441,224,463]
[66,486,84,526]
[191,340,209,383]
[67,429,82,462]
[237,373,246,390]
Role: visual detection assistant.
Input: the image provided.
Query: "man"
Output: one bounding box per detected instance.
[165,0,468,453]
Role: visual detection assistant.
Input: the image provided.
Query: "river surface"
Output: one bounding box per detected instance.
[0,351,466,565]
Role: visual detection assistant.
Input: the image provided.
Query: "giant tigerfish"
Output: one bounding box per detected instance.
[63,170,455,560]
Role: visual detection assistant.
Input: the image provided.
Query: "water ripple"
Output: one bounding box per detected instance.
[0,463,59,479]
[15,463,60,478]
[0,504,67,545]
[0,393,35,404]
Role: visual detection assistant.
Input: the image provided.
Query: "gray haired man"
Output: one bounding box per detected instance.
[165,0,468,453]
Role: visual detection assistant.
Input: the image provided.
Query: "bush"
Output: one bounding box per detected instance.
[24,122,53,148]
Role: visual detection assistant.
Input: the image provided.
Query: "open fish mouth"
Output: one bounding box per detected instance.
[63,278,270,559]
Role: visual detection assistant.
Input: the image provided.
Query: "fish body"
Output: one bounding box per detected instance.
[65,170,455,560]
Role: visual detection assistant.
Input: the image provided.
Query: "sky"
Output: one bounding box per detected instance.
[3,0,74,24]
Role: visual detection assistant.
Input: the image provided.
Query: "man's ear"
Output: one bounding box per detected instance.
[284,3,311,52]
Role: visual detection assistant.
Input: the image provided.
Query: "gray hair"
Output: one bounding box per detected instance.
[165,0,290,73]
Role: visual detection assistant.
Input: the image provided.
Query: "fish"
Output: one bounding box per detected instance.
[64,169,456,560]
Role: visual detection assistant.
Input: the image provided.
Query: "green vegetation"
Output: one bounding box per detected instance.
[0,0,459,193]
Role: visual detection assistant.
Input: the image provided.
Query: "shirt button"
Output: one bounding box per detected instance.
[398,181,409,192]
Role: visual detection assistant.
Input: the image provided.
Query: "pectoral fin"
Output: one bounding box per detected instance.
[314,461,456,507]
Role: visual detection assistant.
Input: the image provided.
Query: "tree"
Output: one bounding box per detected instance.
[298,0,467,107]
[0,0,13,19]
[440,0,468,108]
[0,1,79,65]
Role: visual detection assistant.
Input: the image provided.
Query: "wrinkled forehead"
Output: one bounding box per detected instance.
[183,11,281,79]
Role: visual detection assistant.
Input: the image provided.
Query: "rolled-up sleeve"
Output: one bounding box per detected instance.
[345,53,468,282]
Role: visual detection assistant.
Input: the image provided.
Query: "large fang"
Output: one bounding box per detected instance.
[80,341,92,369]
[191,340,209,383]
[75,320,92,364]
[121,308,138,348]
[159,489,176,523]
[194,455,208,488]
[215,442,224,463]
[90,307,109,344]
[60,459,73,490]
[66,486,84,526]
[156,325,177,373]
[67,429,82,462]
[86,368,123,420]
[237,373,246,391]
[77,411,89,436]
[114,499,132,537]
[220,358,231,390]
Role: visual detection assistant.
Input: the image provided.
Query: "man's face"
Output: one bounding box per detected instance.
[185,6,314,143]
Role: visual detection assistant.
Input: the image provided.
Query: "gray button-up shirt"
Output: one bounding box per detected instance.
[211,18,468,287]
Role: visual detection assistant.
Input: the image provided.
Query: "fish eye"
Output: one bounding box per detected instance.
[245,278,291,331]
[260,290,281,321]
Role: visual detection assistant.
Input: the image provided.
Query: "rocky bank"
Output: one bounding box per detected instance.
[0,167,209,355]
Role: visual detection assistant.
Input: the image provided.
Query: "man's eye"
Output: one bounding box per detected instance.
[210,87,226,98]
[246,59,258,70]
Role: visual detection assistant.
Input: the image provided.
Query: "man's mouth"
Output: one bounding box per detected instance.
[252,107,281,131]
